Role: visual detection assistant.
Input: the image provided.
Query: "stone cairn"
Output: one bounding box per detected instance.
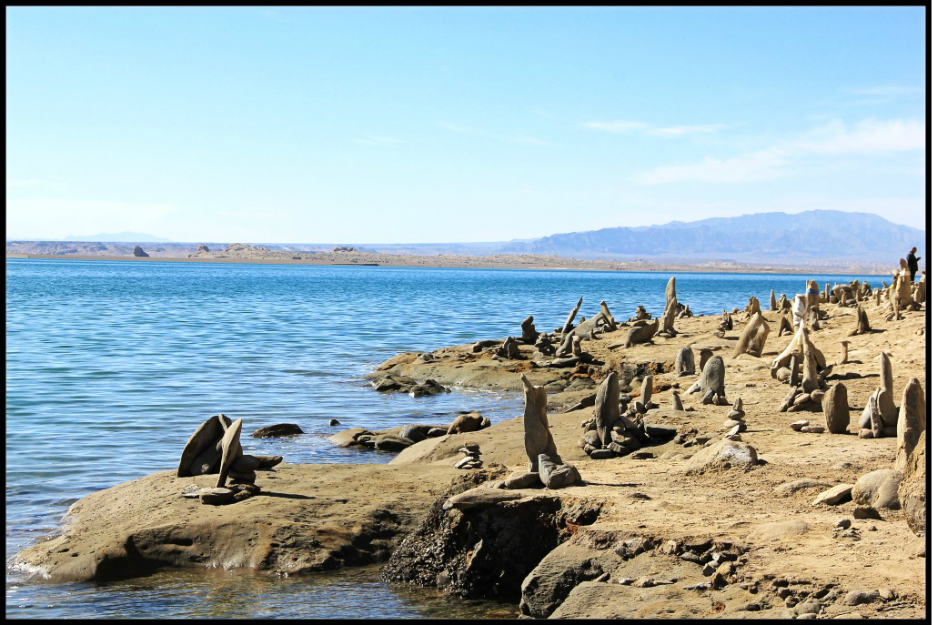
[578,371,668,459]
[178,414,283,506]
[501,375,580,489]
[722,398,746,439]
[856,352,901,439]
[454,441,483,470]
[772,327,832,422]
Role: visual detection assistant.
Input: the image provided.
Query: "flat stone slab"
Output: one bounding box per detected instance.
[812,484,854,506]
[13,463,461,583]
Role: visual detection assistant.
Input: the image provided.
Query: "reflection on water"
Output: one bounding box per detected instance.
[6,565,518,619]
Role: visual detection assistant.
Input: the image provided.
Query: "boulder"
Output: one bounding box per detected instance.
[372,434,416,452]
[133,245,149,257]
[327,428,371,447]
[682,439,757,474]
[897,431,926,536]
[447,412,488,435]
[852,469,902,509]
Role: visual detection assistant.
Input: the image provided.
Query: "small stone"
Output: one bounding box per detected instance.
[199,487,235,505]
[702,562,717,576]
[790,420,809,431]
[328,419,340,427]
[616,577,634,586]
[630,451,655,459]
[784,596,798,607]
[632,576,656,588]
[801,425,825,433]
[878,588,896,601]
[834,518,851,530]
[776,587,793,599]
[589,448,615,460]
[858,428,874,439]
[683,582,710,591]
[813,484,853,506]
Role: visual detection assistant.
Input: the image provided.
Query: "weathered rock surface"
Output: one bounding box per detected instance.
[812,484,853,506]
[852,469,902,510]
[895,378,925,472]
[382,478,599,601]
[682,439,758,474]
[14,464,462,583]
[897,431,925,536]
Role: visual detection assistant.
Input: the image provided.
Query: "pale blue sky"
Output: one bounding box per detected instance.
[6,6,926,243]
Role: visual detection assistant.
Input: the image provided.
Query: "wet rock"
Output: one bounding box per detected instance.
[446,412,489,435]
[251,423,304,438]
[328,418,340,427]
[409,379,451,397]
[372,434,416,452]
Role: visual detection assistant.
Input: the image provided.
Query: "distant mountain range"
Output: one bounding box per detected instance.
[499,210,923,263]
[62,232,173,243]
[8,211,923,268]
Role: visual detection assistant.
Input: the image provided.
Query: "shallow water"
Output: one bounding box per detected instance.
[5,259,884,618]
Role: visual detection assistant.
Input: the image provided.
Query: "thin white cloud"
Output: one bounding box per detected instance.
[636,118,925,185]
[792,119,925,154]
[636,148,788,185]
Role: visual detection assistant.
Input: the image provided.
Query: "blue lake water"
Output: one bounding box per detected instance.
[5,258,886,618]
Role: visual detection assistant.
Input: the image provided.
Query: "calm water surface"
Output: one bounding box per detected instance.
[5,259,884,618]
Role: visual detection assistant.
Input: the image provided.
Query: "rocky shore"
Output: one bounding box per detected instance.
[14,272,927,619]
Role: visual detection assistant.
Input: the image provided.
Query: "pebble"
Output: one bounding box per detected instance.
[683,582,710,591]
[878,588,896,601]
[834,518,851,530]
[328,419,340,426]
[801,425,825,433]
[616,577,634,586]
[790,420,809,431]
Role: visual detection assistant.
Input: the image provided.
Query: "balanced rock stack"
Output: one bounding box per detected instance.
[177,414,283,506]
[454,441,483,470]
[723,398,746,439]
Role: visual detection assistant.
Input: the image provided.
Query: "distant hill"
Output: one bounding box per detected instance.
[63,232,173,243]
[499,210,924,263]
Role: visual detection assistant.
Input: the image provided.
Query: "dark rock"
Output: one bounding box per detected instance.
[328,418,340,427]
[382,485,568,602]
[199,487,235,505]
[372,434,415,452]
[133,245,149,257]
[251,423,304,438]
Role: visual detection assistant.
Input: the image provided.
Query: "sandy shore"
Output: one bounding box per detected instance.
[5,252,889,275]
[13,277,926,619]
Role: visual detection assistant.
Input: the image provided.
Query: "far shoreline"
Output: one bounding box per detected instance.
[6,253,892,277]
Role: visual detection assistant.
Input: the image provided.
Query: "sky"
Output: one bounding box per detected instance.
[6,6,927,243]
